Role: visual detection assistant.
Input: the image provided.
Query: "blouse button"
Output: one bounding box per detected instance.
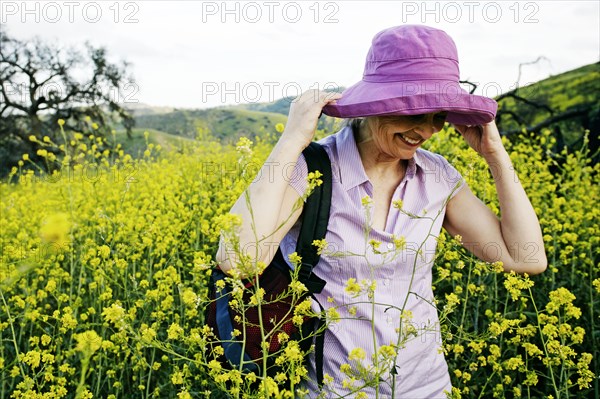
[386,315,393,325]
[383,278,391,286]
[387,243,394,250]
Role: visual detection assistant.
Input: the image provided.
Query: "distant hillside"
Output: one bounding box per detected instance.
[134,107,341,144]
[134,108,288,144]
[133,87,345,142]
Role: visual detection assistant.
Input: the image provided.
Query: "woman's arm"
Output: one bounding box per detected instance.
[215,141,304,275]
[215,90,342,276]
[442,121,548,275]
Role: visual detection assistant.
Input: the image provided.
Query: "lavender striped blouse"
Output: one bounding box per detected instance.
[280,125,466,398]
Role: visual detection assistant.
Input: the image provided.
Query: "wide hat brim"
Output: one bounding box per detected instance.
[322,79,498,126]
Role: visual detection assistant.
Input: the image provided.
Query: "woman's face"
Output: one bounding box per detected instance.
[364,111,448,160]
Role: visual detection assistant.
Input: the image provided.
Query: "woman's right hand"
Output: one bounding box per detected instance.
[280,89,342,149]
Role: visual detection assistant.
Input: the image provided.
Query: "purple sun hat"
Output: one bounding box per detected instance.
[322,24,497,126]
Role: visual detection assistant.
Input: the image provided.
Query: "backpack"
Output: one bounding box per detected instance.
[206,141,332,390]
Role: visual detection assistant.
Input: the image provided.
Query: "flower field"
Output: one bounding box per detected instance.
[0,122,598,398]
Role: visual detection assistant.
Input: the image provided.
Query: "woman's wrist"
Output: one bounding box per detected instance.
[482,147,513,184]
[278,132,311,153]
[483,146,510,165]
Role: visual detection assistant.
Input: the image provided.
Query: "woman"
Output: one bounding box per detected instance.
[216,24,547,398]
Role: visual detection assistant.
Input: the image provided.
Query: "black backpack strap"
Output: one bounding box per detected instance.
[294,142,332,389]
[311,295,326,389]
[295,142,332,294]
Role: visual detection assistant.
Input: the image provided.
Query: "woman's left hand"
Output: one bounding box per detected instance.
[451,120,506,161]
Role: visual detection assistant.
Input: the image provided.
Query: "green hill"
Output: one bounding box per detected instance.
[496,62,599,149]
[133,87,345,143]
[134,108,289,144]
[134,104,342,143]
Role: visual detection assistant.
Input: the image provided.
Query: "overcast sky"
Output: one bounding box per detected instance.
[3,0,599,109]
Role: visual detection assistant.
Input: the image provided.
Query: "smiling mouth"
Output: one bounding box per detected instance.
[396,132,423,146]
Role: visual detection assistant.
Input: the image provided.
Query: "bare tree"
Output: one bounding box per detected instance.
[0,31,136,174]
